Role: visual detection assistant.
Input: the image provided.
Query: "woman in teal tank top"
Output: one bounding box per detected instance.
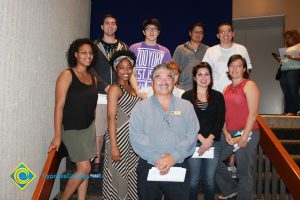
[280,30,300,115]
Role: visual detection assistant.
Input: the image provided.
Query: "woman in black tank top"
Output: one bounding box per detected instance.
[48,38,99,200]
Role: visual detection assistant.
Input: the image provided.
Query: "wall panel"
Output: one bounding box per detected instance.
[0,1,91,199]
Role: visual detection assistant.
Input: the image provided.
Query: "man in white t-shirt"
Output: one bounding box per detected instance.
[202,22,252,92]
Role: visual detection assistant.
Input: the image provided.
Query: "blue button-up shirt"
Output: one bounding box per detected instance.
[129,95,199,165]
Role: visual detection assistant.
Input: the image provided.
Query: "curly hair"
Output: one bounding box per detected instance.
[66,38,99,68]
[110,49,136,68]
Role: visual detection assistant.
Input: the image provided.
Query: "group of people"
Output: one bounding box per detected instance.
[47,13,294,200]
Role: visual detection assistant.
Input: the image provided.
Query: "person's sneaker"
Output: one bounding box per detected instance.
[227,166,237,179]
[297,111,300,116]
[218,192,238,199]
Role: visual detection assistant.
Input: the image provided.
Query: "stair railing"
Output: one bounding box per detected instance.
[32,149,62,200]
[256,115,300,200]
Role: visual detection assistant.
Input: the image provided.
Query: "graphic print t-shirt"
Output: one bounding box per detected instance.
[130,42,171,92]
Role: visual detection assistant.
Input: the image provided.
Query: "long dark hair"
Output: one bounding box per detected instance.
[192,62,213,106]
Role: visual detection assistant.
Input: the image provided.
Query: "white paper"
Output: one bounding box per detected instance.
[192,147,214,159]
[147,167,186,182]
[97,94,107,104]
[279,48,288,61]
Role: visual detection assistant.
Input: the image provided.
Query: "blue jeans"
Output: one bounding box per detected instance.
[187,141,221,200]
[280,69,300,114]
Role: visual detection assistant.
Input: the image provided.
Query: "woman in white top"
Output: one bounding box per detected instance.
[273,29,300,115]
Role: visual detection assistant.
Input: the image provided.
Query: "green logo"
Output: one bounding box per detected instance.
[8,162,36,190]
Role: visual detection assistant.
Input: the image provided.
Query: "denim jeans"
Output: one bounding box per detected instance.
[280,69,300,114]
[187,141,221,200]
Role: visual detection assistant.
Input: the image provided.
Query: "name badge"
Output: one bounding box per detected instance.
[170,111,181,116]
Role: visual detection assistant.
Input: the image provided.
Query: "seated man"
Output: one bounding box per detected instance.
[129,63,199,200]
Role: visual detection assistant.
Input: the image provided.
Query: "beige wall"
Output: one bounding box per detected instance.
[233,0,300,31]
[233,0,284,19]
[0,0,91,199]
[285,0,300,31]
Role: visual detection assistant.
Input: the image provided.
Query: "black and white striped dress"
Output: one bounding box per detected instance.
[102,83,140,200]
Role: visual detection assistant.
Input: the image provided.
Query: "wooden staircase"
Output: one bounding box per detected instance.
[257,115,300,200]
[263,115,300,167]
[272,129,300,167]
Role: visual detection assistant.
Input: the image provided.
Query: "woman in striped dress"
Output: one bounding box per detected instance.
[102,50,140,200]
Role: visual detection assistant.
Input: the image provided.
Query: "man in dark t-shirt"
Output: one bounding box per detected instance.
[90,14,128,174]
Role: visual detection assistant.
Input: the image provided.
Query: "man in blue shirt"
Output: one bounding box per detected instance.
[129,63,199,200]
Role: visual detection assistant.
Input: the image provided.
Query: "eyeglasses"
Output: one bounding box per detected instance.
[192,31,204,35]
[218,29,232,34]
[145,27,159,31]
[78,51,94,56]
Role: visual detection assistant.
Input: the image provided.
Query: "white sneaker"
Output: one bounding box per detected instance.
[219,192,238,199]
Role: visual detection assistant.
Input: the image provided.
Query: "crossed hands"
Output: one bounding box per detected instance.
[224,132,248,148]
[198,135,214,156]
[155,154,175,175]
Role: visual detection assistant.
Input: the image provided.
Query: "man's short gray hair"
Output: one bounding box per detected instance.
[151,63,175,80]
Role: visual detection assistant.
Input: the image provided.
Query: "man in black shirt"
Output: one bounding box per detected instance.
[91,14,128,174]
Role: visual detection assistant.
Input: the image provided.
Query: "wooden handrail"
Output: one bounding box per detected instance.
[257,115,300,199]
[32,150,62,200]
